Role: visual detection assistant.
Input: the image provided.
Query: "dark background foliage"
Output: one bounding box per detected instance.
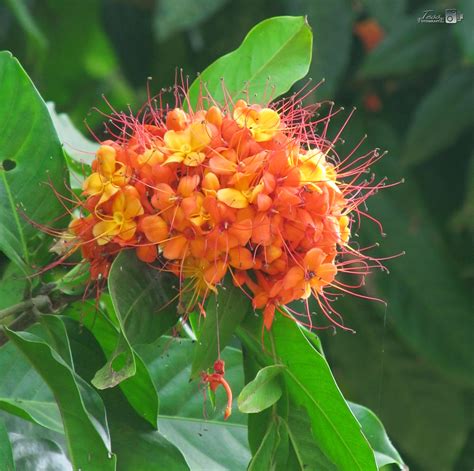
[1,0,473,470]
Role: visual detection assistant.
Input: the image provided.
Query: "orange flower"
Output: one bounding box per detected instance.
[162,121,211,166]
[354,18,385,52]
[63,82,388,339]
[234,100,281,142]
[92,188,144,245]
[83,145,130,204]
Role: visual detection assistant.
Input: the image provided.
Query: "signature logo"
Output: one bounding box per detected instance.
[417,9,464,24]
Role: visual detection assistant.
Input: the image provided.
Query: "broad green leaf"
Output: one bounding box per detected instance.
[47,102,97,189]
[0,331,62,433]
[289,0,353,98]
[136,337,251,470]
[54,263,90,296]
[0,261,27,311]
[137,337,246,424]
[319,296,470,471]
[46,102,98,160]
[358,18,444,78]
[0,419,15,471]
[38,315,74,368]
[238,365,285,413]
[4,415,70,471]
[154,0,228,42]
[64,301,159,428]
[239,312,378,471]
[108,250,180,345]
[454,0,474,63]
[349,403,404,469]
[4,327,116,470]
[248,417,289,470]
[241,347,275,455]
[94,250,179,389]
[8,432,71,471]
[402,70,474,166]
[108,417,189,471]
[188,16,312,105]
[190,278,251,378]
[247,419,278,471]
[0,52,69,272]
[1,380,72,470]
[61,322,188,471]
[286,407,337,470]
[91,332,136,390]
[4,0,47,51]
[35,1,119,109]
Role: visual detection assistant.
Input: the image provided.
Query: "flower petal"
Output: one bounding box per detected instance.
[217,188,248,209]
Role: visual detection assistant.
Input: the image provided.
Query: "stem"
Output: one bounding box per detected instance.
[0,295,51,321]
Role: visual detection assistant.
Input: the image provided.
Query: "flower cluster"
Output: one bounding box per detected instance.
[65,87,386,331]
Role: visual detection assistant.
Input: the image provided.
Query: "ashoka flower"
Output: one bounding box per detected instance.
[62,84,389,334]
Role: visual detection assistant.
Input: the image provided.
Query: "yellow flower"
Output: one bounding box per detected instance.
[93,189,144,245]
[83,145,130,204]
[298,149,339,193]
[233,101,280,142]
[162,122,211,166]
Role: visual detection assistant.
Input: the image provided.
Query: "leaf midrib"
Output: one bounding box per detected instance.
[285,368,368,471]
[231,20,307,99]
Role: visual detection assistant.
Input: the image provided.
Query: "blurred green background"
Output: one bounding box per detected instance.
[1,0,473,470]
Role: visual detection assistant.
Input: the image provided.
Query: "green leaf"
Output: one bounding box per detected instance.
[238,365,285,413]
[154,0,228,42]
[320,298,470,471]
[349,402,404,469]
[0,419,15,471]
[46,102,97,189]
[358,18,444,78]
[91,332,136,390]
[239,311,378,471]
[190,279,251,378]
[108,250,180,345]
[248,419,278,471]
[108,416,189,471]
[137,337,246,424]
[4,327,116,470]
[64,301,159,428]
[38,315,74,368]
[248,417,289,470]
[0,52,69,272]
[289,0,353,98]
[4,0,47,51]
[402,70,474,166]
[188,16,312,105]
[136,337,251,470]
[0,400,62,435]
[63,316,189,471]
[0,261,27,311]
[286,407,337,470]
[34,1,120,111]
[8,432,71,471]
[0,331,62,433]
[93,250,179,390]
[454,0,474,63]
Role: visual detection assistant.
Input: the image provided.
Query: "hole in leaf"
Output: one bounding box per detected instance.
[2,159,16,171]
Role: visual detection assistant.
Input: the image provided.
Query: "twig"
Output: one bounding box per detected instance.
[0,295,51,322]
